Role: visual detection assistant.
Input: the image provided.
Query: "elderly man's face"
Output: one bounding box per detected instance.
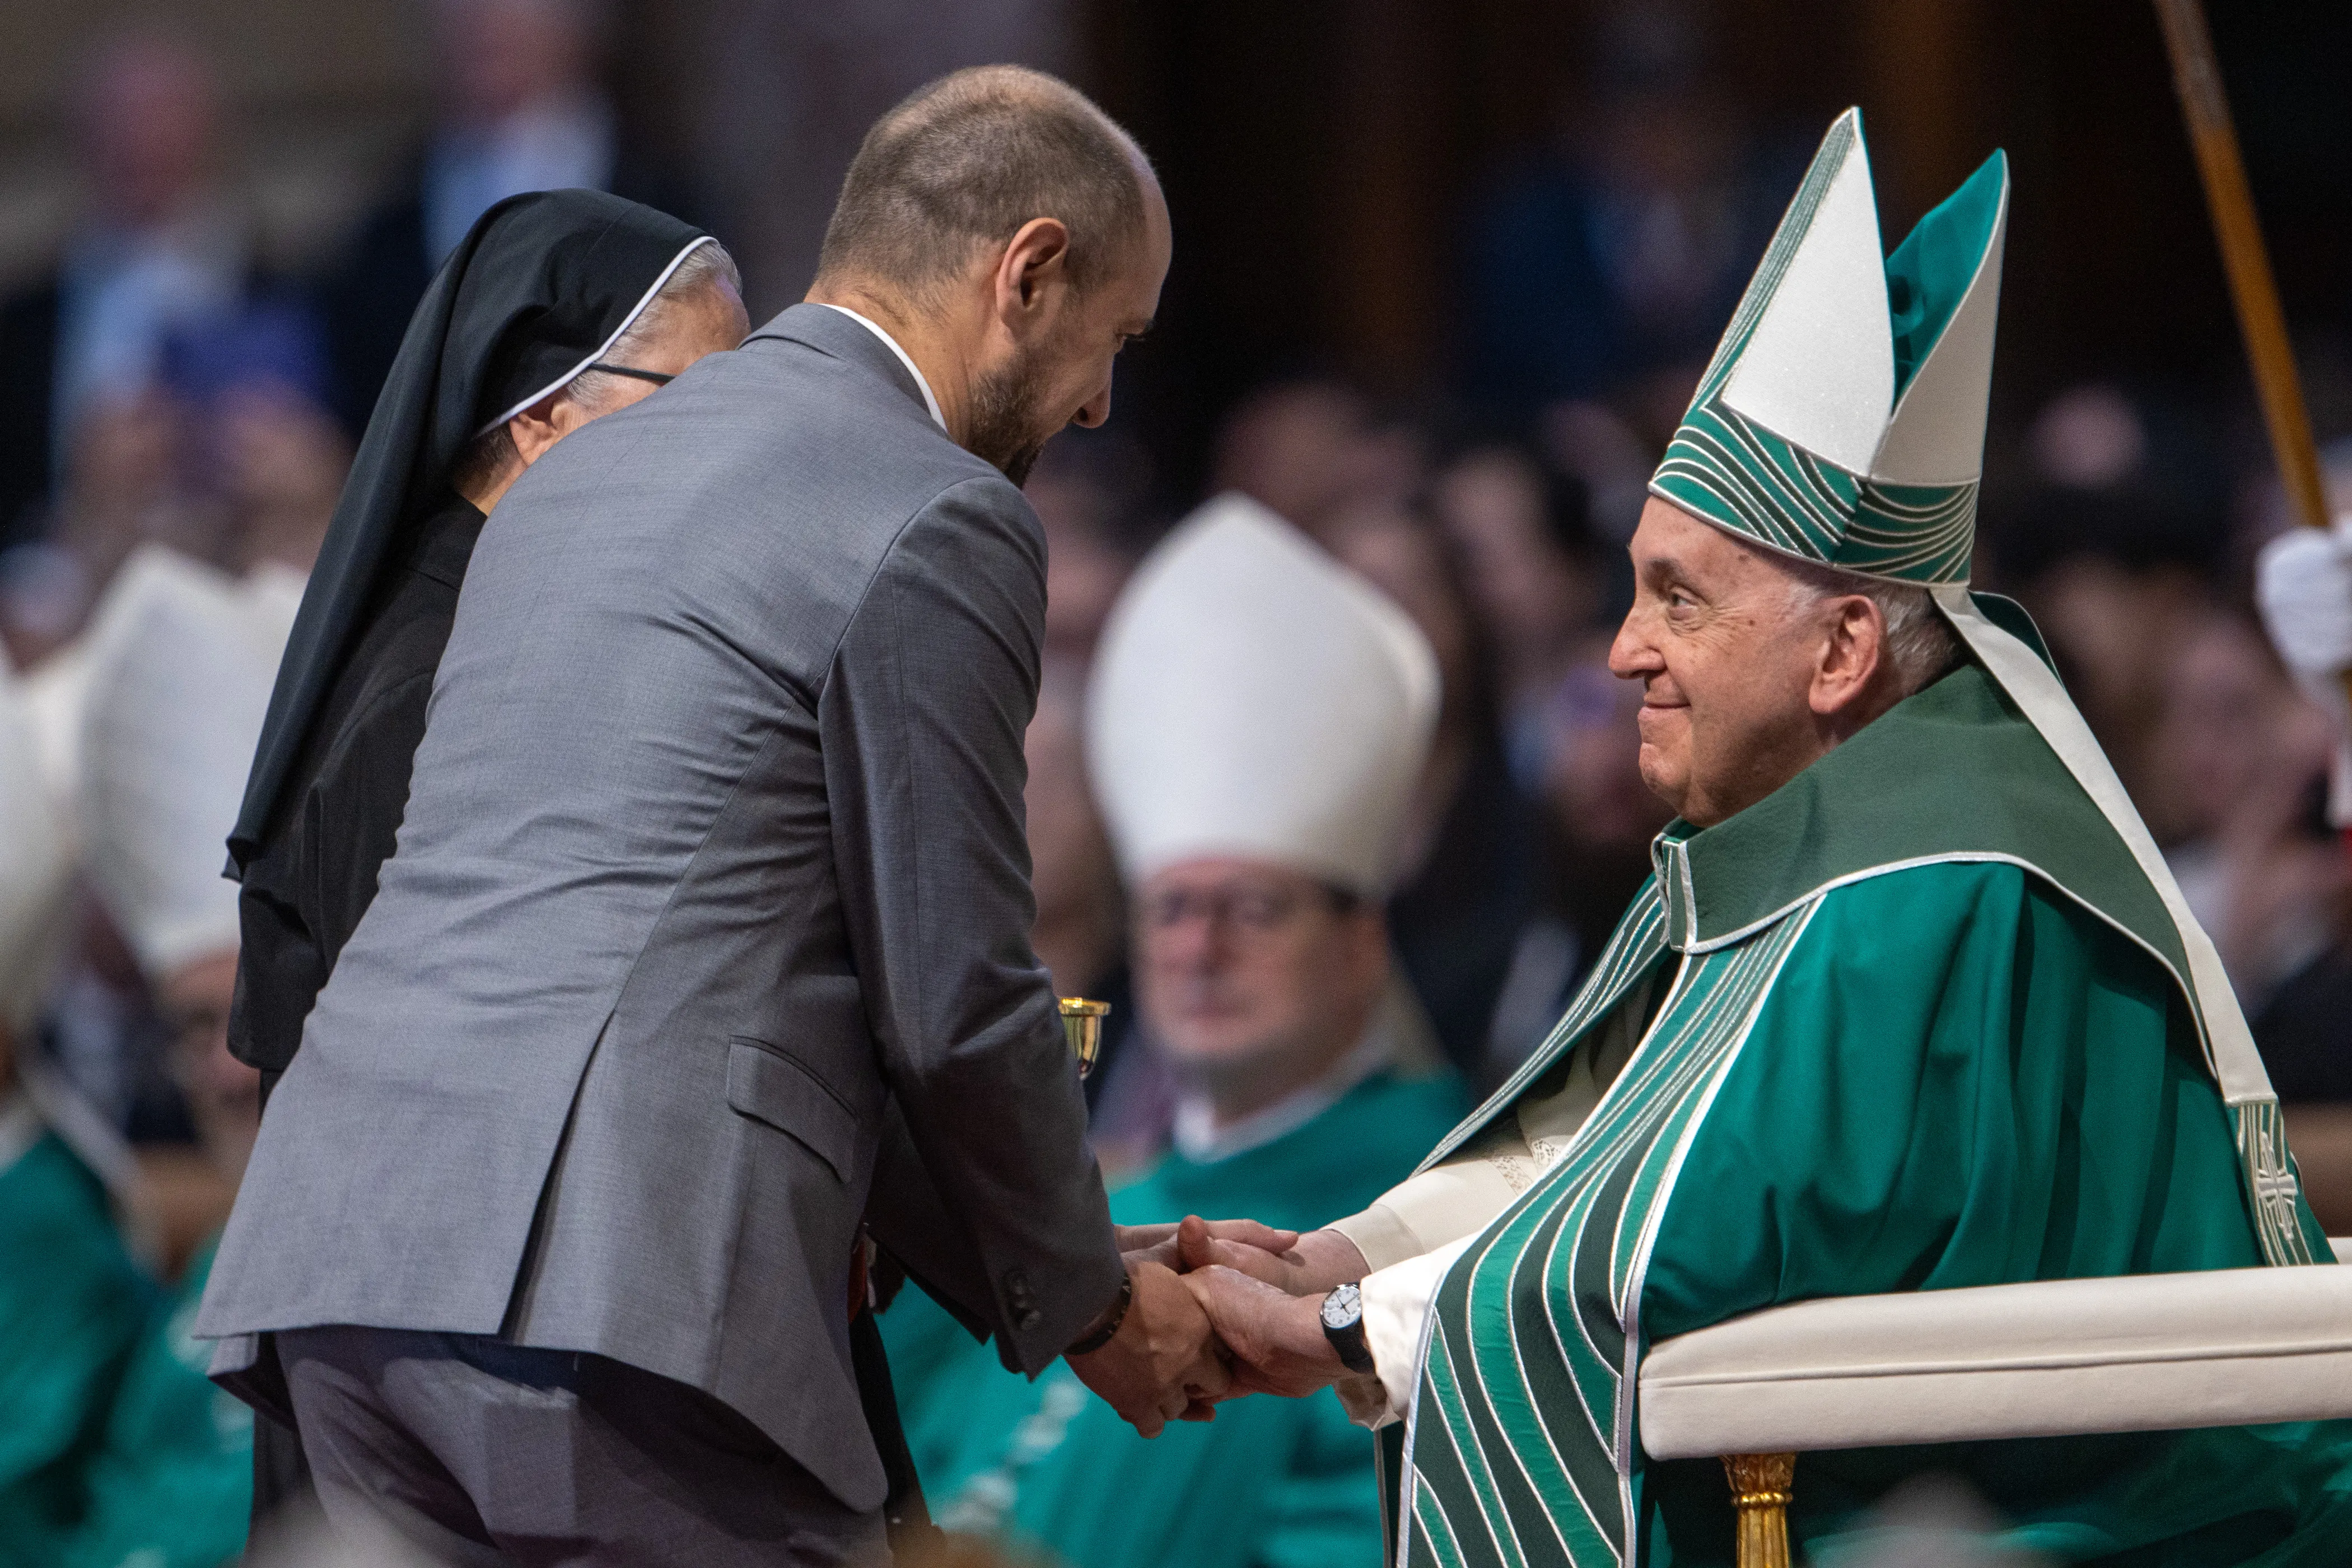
[156,950,260,1182]
[1135,859,1387,1093]
[1609,498,1885,827]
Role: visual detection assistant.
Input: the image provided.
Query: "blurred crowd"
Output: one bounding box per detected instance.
[4,6,2351,1568]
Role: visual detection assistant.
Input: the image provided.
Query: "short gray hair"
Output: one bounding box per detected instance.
[452,239,740,492]
[1774,554,1959,696]
[566,240,741,414]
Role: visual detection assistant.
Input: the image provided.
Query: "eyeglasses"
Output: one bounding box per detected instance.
[1139,881,1359,934]
[586,362,673,385]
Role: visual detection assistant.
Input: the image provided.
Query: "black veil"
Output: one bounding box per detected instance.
[227,189,708,870]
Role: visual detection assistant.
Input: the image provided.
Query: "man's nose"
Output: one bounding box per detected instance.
[1073,375,1113,429]
[1607,612,1658,678]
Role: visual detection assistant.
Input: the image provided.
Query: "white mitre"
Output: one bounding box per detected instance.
[0,657,73,1033]
[79,547,303,980]
[1087,494,1440,896]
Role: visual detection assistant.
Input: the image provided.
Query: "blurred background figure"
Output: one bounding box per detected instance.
[0,546,295,1568]
[1325,497,1537,1087]
[1462,0,1785,428]
[0,32,246,556]
[316,0,696,433]
[882,499,1468,1567]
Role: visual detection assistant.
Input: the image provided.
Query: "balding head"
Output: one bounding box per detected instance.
[816,66,1153,303]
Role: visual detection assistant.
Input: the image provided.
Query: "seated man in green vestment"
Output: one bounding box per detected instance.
[43,548,299,1568]
[881,496,1471,1568]
[0,652,156,1568]
[1179,110,2352,1566]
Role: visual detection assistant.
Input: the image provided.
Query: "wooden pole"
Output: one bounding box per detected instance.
[2152,0,2332,534]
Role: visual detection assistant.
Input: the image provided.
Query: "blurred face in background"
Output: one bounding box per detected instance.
[1431,449,1593,691]
[437,0,598,125]
[154,949,260,1182]
[1135,858,1387,1112]
[78,36,221,229]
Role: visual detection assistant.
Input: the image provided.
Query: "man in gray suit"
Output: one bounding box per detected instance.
[198,67,1236,1565]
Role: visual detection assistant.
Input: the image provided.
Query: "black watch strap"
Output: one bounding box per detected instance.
[1320,1281,1375,1375]
[1067,1269,1133,1356]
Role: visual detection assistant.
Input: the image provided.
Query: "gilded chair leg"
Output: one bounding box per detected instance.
[1722,1453,1796,1568]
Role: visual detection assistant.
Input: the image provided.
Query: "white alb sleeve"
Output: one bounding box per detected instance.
[1334,1232,1481,1429]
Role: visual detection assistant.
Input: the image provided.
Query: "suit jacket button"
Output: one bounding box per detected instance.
[1014,1307,1042,1332]
[1004,1268,1034,1311]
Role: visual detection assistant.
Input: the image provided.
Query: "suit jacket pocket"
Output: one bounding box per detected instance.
[725,1037,866,1183]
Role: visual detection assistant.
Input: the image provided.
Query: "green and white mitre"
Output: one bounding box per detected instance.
[1654,106,2298,1244]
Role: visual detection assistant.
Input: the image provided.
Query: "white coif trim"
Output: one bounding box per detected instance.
[473,235,717,437]
[1639,1261,2352,1459]
[1931,586,2275,1106]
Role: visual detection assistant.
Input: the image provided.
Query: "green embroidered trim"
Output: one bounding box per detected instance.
[1650,397,1974,586]
[2234,1099,2321,1268]
[1401,904,1820,1568]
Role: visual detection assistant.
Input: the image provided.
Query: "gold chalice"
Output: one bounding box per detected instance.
[1058,997,1110,1079]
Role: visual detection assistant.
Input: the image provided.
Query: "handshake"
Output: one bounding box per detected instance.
[1062,1215,1378,1437]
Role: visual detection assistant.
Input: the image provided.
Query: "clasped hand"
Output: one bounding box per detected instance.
[1065,1216,1373,1436]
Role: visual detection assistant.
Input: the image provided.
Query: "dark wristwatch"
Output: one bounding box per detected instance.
[1320,1282,1375,1374]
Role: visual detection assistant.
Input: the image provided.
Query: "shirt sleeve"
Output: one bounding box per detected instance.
[1335,1233,1481,1430]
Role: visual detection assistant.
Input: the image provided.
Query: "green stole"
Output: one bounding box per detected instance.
[1393,647,2321,1568]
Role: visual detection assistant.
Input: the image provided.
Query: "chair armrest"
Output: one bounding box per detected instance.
[1640,1256,2352,1461]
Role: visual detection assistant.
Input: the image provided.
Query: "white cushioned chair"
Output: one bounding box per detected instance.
[1639,1244,2352,1566]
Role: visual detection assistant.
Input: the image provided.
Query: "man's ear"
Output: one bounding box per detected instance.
[994,216,1074,324]
[1809,594,1888,719]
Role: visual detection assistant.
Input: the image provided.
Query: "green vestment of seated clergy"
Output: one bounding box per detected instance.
[0,1128,153,1568]
[885,1066,1468,1568]
[1397,659,2352,1568]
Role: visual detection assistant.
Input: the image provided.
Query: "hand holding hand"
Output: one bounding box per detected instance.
[1066,1259,1231,1438]
[1180,1264,1349,1400]
[1118,1216,1299,1274]
[1174,1215,1369,1298]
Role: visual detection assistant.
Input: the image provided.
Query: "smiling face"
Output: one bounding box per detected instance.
[1608,498,1900,827]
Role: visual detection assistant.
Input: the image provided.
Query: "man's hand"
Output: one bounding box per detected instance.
[1117,1217,1298,1274]
[1066,1259,1231,1438]
[1175,1216,1369,1298]
[1181,1264,1348,1400]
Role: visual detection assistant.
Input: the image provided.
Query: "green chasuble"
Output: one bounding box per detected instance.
[1399,662,2352,1568]
[63,1238,253,1568]
[0,1128,152,1568]
[885,1066,1468,1568]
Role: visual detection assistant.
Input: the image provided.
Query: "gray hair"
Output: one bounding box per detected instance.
[1774,553,1959,696]
[565,240,742,414]
[452,239,740,493]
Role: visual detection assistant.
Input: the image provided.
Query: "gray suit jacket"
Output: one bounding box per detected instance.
[196,304,1125,1510]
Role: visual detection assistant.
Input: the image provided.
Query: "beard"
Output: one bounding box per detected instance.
[964,340,1058,488]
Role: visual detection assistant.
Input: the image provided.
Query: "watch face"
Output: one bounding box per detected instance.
[1321,1281,1363,1329]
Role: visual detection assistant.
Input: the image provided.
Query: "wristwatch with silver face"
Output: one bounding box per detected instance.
[1320,1281,1375,1374]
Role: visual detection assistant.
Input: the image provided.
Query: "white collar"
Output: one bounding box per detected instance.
[816,304,946,431]
[1172,1019,1398,1165]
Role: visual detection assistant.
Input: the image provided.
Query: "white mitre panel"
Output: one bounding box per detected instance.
[80,547,302,979]
[0,658,72,1032]
[1087,494,1440,895]
[1870,187,2010,486]
[1721,114,1896,477]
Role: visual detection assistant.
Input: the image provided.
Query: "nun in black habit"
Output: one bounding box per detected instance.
[226,189,735,1091]
[220,188,746,1532]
